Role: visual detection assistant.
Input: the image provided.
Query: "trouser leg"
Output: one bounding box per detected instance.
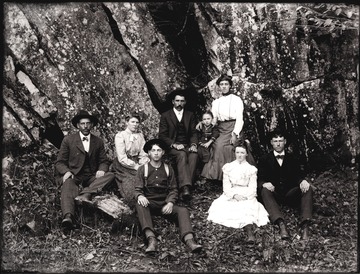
[261,188,284,223]
[135,203,155,234]
[172,205,193,241]
[285,186,313,223]
[188,151,198,185]
[80,172,115,194]
[169,149,192,188]
[61,178,79,217]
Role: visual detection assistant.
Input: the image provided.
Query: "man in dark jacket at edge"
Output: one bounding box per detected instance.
[257,128,313,240]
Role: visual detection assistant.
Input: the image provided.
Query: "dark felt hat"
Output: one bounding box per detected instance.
[71,110,98,127]
[216,74,233,86]
[143,138,168,153]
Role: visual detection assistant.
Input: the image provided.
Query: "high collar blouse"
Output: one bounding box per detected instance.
[115,128,149,169]
[211,94,244,137]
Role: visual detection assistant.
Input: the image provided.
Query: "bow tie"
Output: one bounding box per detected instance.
[275,155,284,160]
[82,137,89,142]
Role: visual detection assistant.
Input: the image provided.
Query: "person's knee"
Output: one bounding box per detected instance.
[105,171,115,181]
[175,151,187,163]
[61,178,76,189]
[175,206,189,215]
[261,187,273,197]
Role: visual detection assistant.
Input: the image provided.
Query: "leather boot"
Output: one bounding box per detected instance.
[278,220,290,239]
[61,213,74,230]
[145,236,158,254]
[185,238,202,253]
[300,221,310,240]
[244,224,255,244]
[181,186,191,201]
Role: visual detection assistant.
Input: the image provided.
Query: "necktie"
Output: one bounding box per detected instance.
[276,155,284,160]
[82,137,88,142]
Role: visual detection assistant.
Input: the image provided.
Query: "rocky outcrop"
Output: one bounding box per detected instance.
[3,2,359,168]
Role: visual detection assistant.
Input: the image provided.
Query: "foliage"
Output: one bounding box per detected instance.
[2,144,358,272]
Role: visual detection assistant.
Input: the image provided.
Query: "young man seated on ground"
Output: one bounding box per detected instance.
[134,138,202,254]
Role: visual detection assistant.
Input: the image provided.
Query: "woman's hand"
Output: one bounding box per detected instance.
[233,194,246,201]
[230,133,237,145]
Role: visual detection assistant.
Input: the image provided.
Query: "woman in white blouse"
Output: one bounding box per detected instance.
[112,113,149,204]
[207,143,269,243]
[201,74,255,181]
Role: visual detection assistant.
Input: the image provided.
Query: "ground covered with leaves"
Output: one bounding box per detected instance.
[2,143,358,272]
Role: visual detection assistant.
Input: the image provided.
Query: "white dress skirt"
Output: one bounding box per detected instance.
[207,160,269,228]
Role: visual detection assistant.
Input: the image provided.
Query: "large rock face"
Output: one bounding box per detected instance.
[3,2,359,168]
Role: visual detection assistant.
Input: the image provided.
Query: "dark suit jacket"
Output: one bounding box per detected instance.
[257,151,305,194]
[55,132,110,179]
[159,109,198,148]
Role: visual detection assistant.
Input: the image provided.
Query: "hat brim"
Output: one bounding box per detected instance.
[143,139,168,153]
[71,115,98,128]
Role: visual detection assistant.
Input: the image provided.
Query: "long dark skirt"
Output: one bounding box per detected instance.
[112,158,137,207]
[201,120,255,181]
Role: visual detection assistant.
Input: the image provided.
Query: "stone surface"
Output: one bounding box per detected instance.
[3,2,359,167]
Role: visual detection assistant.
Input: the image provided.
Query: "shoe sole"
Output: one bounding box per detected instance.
[190,246,202,253]
[61,219,73,230]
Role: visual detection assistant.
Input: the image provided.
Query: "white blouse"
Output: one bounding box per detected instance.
[222,160,257,200]
[211,94,244,137]
[114,128,149,169]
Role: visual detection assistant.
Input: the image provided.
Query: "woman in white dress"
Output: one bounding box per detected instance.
[207,143,269,243]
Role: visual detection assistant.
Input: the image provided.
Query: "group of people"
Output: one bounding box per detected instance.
[55,74,313,255]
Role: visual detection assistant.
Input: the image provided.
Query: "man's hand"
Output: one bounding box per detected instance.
[63,171,74,183]
[95,170,105,178]
[262,182,275,192]
[137,195,150,207]
[172,144,185,150]
[189,144,198,153]
[162,202,174,215]
[230,133,237,145]
[300,180,310,193]
[195,121,203,131]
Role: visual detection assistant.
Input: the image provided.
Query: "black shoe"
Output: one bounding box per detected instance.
[145,236,158,254]
[300,220,310,240]
[185,238,202,253]
[181,186,191,201]
[244,224,255,244]
[277,220,290,240]
[62,213,74,230]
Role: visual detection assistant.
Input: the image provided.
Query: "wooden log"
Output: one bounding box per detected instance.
[92,194,134,219]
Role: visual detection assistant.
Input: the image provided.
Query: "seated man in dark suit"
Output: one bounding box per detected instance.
[257,128,313,240]
[55,110,115,230]
[158,90,198,200]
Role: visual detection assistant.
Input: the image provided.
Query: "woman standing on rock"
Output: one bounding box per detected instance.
[112,113,149,206]
[200,74,255,182]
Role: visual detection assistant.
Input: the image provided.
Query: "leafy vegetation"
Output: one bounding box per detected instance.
[2,142,357,272]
